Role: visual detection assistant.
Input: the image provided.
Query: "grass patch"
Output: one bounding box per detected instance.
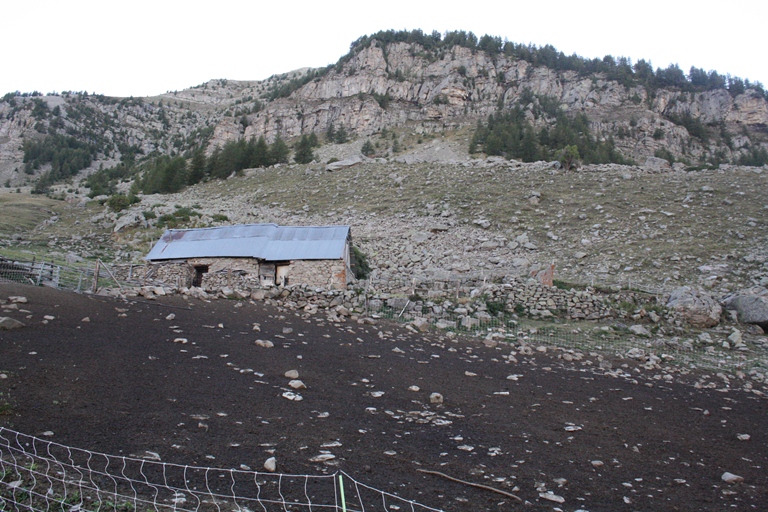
[0,192,65,234]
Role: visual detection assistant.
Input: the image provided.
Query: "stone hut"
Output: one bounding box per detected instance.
[145,223,353,290]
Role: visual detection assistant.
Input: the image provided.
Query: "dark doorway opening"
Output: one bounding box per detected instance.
[193,265,209,287]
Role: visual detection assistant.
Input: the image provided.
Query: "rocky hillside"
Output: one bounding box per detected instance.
[0,75,297,187]
[238,42,768,165]
[2,31,768,189]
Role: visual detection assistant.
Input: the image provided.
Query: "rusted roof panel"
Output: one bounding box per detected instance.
[145,224,349,262]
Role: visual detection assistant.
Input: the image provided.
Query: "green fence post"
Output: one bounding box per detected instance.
[338,474,347,512]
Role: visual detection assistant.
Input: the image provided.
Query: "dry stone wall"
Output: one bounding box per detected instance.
[288,260,348,290]
[110,262,193,288]
[187,257,262,290]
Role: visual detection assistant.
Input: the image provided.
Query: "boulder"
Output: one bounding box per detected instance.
[666,286,722,328]
[113,212,147,233]
[629,325,651,337]
[412,317,430,332]
[643,156,673,172]
[326,156,363,172]
[722,287,768,330]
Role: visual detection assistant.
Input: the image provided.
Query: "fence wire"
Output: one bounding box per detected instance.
[0,257,122,292]
[0,428,442,512]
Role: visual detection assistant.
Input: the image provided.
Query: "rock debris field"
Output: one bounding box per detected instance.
[1,283,766,511]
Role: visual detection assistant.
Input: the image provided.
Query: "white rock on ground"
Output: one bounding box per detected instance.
[721,472,744,484]
[289,380,306,390]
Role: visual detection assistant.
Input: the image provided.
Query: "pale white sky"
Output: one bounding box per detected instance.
[3,1,764,98]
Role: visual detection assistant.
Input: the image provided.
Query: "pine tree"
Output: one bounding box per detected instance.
[187,150,206,185]
[294,134,316,164]
[269,135,289,164]
[250,137,269,168]
[361,140,375,157]
[335,124,349,143]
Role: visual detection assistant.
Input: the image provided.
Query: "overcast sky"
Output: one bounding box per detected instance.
[3,0,764,98]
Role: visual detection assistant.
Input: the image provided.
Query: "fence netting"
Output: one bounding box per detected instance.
[0,428,442,512]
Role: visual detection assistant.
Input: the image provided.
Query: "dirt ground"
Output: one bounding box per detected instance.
[1,283,766,511]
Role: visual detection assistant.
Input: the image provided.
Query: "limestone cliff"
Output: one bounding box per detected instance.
[232,41,768,164]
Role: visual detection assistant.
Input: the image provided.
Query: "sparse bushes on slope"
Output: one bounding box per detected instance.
[470,93,630,165]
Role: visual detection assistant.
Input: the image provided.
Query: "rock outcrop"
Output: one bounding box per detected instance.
[666,286,722,328]
[233,41,768,165]
[723,287,768,330]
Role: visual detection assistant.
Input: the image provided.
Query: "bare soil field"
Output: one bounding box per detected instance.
[1,283,767,511]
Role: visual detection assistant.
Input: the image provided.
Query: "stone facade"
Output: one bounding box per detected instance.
[289,259,349,290]
[187,257,262,290]
[111,257,349,291]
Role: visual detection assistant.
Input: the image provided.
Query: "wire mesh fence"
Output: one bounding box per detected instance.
[0,256,124,293]
[0,428,443,512]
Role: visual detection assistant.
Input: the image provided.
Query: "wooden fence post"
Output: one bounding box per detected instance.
[92,260,100,293]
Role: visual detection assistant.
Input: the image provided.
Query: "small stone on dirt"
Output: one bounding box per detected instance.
[539,492,565,503]
[289,380,306,390]
[0,317,25,330]
[721,472,744,484]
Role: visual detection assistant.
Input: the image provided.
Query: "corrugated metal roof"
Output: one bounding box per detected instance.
[145,224,349,262]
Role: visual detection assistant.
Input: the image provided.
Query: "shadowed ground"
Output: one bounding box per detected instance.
[1,283,766,511]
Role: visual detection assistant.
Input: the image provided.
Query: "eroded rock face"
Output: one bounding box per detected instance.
[723,287,768,330]
[666,286,722,328]
[226,41,768,165]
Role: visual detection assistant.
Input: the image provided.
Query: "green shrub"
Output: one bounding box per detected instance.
[361,140,375,157]
[433,94,449,105]
[485,300,506,316]
[351,246,371,280]
[106,194,138,212]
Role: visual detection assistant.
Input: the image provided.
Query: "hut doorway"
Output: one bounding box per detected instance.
[192,265,209,287]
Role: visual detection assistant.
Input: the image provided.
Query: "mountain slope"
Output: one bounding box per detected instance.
[1,31,767,190]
